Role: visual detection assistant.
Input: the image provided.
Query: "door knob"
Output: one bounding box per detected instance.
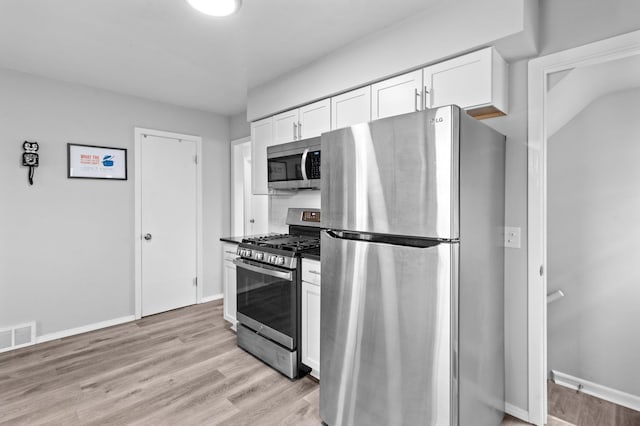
[144,233,152,241]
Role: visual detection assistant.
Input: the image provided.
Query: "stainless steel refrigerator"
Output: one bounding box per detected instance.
[320,106,505,426]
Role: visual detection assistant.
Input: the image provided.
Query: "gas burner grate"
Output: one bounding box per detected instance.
[241,234,320,252]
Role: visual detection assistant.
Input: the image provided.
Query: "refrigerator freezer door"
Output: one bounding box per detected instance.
[319,231,455,426]
[321,107,459,240]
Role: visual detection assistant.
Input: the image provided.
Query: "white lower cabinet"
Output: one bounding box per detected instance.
[222,243,238,330]
[301,258,321,378]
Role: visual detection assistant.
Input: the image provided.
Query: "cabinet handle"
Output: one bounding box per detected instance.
[308,270,321,275]
[293,122,297,140]
[298,121,302,139]
[424,86,431,109]
[415,88,421,111]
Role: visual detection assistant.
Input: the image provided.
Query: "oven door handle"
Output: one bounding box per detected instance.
[233,259,293,281]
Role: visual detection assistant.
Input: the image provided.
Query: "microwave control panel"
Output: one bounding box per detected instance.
[308,150,321,179]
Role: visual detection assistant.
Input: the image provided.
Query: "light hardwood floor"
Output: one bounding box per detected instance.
[0,301,636,425]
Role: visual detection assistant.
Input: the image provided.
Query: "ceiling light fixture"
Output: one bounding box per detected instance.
[186,0,242,17]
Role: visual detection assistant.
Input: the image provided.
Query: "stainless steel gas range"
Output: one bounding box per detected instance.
[234,208,321,379]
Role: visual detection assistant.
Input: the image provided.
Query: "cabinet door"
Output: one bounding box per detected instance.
[371,70,422,120]
[302,258,321,286]
[302,281,321,377]
[423,47,493,111]
[222,244,238,329]
[250,117,273,195]
[273,108,299,144]
[299,99,331,138]
[331,86,372,130]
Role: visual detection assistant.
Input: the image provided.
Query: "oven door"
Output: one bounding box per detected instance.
[234,258,297,349]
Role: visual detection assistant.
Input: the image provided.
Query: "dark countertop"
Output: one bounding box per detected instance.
[219,236,243,244]
[301,249,320,261]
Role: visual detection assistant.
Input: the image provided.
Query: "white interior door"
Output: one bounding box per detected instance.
[141,135,197,316]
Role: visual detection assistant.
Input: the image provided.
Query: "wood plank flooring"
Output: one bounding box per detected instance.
[0,301,319,425]
[0,300,637,425]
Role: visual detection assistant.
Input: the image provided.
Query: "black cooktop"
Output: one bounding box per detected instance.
[242,234,320,252]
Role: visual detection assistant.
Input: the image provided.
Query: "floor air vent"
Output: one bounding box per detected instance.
[0,322,36,353]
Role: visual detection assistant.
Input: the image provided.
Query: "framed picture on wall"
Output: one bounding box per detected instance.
[67,143,127,180]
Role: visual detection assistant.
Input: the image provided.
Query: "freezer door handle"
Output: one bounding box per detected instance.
[323,229,444,248]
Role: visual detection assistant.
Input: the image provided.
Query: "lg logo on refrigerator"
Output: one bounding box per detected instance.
[430,116,445,124]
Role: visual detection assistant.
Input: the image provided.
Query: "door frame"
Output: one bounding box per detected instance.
[527,29,640,425]
[134,127,203,319]
[230,136,250,236]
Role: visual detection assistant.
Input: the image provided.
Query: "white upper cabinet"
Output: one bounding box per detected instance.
[273,99,331,144]
[273,109,299,144]
[423,47,508,118]
[331,86,372,130]
[299,99,331,138]
[371,70,423,120]
[251,116,273,195]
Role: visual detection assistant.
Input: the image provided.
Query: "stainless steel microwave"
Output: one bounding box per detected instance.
[267,137,321,190]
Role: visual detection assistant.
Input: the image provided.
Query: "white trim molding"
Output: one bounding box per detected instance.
[134,127,204,320]
[201,293,224,303]
[527,29,640,426]
[505,403,530,423]
[37,316,135,344]
[552,371,640,413]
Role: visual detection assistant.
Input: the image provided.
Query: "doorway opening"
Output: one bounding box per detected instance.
[231,137,268,236]
[528,29,640,425]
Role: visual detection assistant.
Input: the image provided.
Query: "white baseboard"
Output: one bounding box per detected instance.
[552,370,640,412]
[37,315,136,344]
[201,293,224,303]
[505,402,530,423]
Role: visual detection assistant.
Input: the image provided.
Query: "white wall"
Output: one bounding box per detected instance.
[0,68,230,337]
[229,110,250,140]
[547,88,640,396]
[482,60,529,411]
[540,0,640,56]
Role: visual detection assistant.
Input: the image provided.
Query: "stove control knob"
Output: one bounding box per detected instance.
[239,249,245,256]
[277,257,285,265]
[270,256,276,264]
[245,250,252,257]
[255,252,264,261]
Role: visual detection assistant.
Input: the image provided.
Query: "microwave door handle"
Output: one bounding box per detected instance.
[233,259,293,281]
[301,148,309,181]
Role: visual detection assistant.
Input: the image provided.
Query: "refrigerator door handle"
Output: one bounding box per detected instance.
[323,229,445,248]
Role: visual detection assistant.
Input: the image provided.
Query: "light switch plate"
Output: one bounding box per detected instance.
[504,226,521,249]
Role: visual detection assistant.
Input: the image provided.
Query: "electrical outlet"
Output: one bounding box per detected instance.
[504,226,521,249]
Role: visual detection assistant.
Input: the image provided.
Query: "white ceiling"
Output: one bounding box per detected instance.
[0,0,439,116]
